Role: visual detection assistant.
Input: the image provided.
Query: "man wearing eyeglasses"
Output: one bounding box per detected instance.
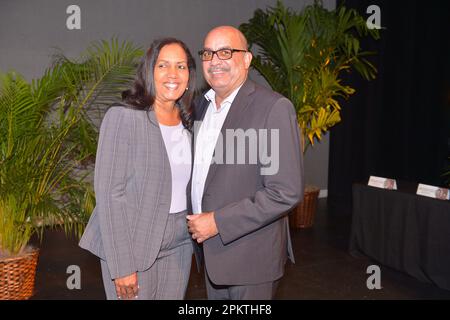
[187,25,304,300]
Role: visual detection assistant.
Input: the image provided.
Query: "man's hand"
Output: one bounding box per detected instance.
[186,212,218,243]
[114,272,139,300]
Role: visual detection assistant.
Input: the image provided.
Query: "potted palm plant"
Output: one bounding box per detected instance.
[0,39,142,299]
[240,0,380,228]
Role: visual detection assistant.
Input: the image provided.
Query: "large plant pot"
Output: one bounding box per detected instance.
[0,247,39,300]
[289,186,320,229]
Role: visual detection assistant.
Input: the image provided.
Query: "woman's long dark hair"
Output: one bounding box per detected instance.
[122,38,196,131]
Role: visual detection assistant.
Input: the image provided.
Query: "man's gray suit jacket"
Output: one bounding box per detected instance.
[189,79,304,285]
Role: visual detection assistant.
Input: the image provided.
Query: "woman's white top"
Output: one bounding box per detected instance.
[159,122,192,213]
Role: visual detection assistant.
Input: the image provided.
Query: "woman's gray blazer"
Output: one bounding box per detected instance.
[79,105,176,280]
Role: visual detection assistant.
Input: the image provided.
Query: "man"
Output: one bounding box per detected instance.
[187,26,304,300]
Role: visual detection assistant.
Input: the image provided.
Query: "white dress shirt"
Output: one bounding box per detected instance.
[191,85,243,214]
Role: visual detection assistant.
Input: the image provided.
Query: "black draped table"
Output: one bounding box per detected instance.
[349,182,450,290]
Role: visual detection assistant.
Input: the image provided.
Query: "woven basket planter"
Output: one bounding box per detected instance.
[289,186,320,229]
[0,248,39,300]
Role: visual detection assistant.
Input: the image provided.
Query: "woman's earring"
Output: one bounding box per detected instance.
[185,87,189,91]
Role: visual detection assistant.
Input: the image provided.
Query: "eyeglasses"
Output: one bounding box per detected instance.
[198,48,248,61]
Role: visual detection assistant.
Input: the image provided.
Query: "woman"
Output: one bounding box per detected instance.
[79,38,196,300]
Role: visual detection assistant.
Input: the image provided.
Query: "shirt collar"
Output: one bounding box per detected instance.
[204,83,244,108]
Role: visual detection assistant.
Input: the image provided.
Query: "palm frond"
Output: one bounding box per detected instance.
[240,0,380,150]
[52,38,143,162]
[0,38,142,255]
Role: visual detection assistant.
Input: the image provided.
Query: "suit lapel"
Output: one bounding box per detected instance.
[202,79,256,194]
[221,81,254,131]
[187,97,209,213]
[193,97,210,148]
[146,109,159,126]
[197,97,209,121]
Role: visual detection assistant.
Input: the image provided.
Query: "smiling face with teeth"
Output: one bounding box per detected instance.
[153,43,190,108]
[202,26,252,105]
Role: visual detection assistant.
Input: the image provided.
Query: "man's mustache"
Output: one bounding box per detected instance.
[207,66,231,73]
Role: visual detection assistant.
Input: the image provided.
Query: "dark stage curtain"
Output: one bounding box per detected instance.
[328,0,450,211]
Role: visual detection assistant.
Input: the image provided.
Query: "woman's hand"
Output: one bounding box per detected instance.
[114,272,139,300]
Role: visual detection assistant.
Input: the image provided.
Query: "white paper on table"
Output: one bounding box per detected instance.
[368,176,397,190]
[416,184,450,200]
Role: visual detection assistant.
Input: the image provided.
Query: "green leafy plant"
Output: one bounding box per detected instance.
[53,38,144,162]
[240,0,380,151]
[0,39,142,256]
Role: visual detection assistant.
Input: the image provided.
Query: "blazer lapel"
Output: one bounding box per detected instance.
[193,97,210,148]
[203,79,256,194]
[187,97,209,213]
[146,109,159,127]
[220,79,255,131]
[197,98,209,121]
